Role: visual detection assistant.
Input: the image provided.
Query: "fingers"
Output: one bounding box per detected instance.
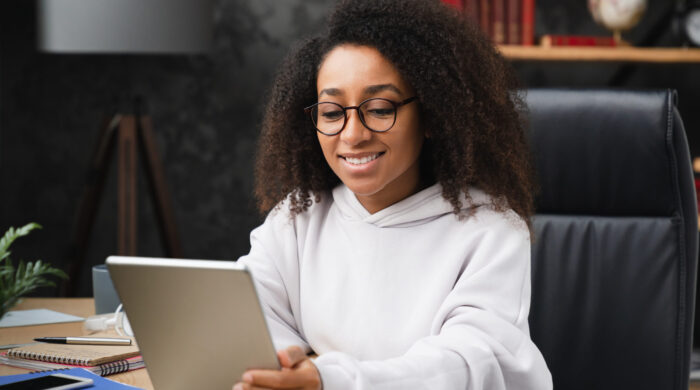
[278,345,307,368]
[243,369,301,388]
[238,348,320,390]
[233,382,279,390]
[241,360,319,389]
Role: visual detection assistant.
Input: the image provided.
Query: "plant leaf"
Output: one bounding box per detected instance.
[0,223,41,261]
[0,223,68,314]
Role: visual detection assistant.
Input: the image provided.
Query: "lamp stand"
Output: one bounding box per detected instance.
[63,104,183,296]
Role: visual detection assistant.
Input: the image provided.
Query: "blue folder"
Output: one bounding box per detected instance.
[0,367,142,389]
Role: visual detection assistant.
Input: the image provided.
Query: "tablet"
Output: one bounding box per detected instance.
[106,256,280,390]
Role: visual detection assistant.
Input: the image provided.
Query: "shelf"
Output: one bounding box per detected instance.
[498,45,700,63]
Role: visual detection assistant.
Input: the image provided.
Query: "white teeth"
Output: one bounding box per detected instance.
[345,153,380,165]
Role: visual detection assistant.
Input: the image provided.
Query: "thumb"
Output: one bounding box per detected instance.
[277,345,306,368]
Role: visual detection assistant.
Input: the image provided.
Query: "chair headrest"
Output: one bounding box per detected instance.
[526,89,683,216]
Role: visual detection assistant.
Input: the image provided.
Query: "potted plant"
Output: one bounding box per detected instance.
[0,223,67,320]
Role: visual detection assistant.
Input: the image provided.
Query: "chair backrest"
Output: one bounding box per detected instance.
[526,89,698,390]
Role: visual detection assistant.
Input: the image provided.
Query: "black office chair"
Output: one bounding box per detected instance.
[526,89,698,390]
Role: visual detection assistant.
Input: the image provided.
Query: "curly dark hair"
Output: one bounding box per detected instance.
[254,0,535,226]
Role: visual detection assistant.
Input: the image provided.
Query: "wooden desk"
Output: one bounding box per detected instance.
[0,298,153,389]
[4,299,700,389]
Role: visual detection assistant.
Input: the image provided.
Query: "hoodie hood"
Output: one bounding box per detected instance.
[331,183,492,228]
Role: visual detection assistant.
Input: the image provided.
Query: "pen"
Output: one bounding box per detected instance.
[33,337,132,346]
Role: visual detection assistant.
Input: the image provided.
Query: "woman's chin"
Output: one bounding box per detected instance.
[345,181,384,199]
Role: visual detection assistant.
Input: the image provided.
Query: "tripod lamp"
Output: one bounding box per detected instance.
[37,0,213,295]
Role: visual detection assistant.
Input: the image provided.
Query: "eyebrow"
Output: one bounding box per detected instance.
[318,84,403,98]
[364,84,402,96]
[318,88,342,98]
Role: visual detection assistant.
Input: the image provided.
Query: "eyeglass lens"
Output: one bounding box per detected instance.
[311,98,397,135]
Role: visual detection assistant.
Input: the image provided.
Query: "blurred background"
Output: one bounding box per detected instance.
[1,0,698,297]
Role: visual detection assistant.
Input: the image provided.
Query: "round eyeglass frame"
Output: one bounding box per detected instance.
[304,96,417,136]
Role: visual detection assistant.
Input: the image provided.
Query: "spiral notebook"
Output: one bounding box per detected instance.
[0,353,144,376]
[5,336,139,366]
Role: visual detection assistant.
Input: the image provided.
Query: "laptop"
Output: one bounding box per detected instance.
[106,256,280,390]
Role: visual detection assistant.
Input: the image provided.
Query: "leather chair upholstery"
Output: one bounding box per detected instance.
[526,89,698,390]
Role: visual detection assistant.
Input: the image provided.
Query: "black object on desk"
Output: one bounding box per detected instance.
[34,337,131,346]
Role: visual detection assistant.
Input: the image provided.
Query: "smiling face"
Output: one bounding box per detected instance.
[315,44,425,214]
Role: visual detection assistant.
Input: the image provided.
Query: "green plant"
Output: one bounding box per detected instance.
[0,223,67,319]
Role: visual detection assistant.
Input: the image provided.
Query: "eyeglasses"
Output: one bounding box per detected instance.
[304,96,417,136]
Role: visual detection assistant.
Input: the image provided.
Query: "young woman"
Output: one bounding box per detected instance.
[234,0,552,389]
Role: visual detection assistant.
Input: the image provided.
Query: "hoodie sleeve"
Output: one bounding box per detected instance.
[237,208,311,353]
[312,213,552,390]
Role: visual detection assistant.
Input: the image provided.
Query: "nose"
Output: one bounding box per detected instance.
[340,108,372,146]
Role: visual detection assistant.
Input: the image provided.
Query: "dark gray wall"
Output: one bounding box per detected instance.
[1,0,334,297]
[1,0,698,297]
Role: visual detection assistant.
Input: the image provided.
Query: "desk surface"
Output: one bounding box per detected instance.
[0,298,153,389]
[3,298,700,389]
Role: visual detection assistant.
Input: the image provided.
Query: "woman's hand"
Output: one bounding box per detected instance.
[233,345,321,390]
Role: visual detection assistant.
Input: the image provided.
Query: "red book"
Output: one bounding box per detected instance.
[479,0,491,39]
[464,0,479,25]
[506,0,521,44]
[521,0,535,46]
[441,0,463,11]
[540,34,617,47]
[492,0,506,44]
[695,177,700,210]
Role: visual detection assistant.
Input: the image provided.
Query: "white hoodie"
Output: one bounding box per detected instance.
[237,183,552,390]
